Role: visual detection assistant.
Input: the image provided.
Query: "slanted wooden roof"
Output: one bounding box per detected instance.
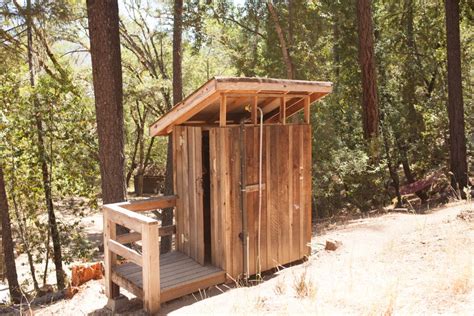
[150,76,333,136]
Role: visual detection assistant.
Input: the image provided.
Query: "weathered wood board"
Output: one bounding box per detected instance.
[208,127,243,278]
[112,251,225,303]
[173,126,205,264]
[209,124,312,279]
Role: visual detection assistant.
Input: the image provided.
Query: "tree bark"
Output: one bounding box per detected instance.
[381,130,402,207]
[126,132,139,188]
[0,166,23,303]
[130,101,148,196]
[10,161,40,292]
[444,0,468,197]
[402,0,425,140]
[172,0,183,107]
[136,125,145,196]
[161,0,183,254]
[143,137,155,171]
[288,0,294,57]
[356,0,379,139]
[26,0,65,290]
[332,12,341,90]
[87,0,126,204]
[267,1,295,79]
[0,211,3,282]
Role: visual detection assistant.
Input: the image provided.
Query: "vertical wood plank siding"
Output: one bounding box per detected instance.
[209,124,312,279]
[209,128,243,278]
[173,126,205,264]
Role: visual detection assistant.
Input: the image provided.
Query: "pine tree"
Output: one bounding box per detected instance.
[444,0,468,196]
[356,0,379,139]
[0,166,23,303]
[86,0,126,205]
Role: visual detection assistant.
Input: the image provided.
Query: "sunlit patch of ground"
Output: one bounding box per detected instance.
[28,201,473,315]
[165,202,473,315]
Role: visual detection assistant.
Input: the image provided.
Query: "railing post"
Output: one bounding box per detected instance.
[103,207,120,300]
[142,222,160,314]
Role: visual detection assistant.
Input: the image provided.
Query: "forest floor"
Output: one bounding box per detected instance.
[2,201,473,315]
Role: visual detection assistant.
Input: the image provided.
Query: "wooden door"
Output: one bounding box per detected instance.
[246,124,312,275]
[173,126,205,264]
[208,125,312,279]
[208,127,243,278]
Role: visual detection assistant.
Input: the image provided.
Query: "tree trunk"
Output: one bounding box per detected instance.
[143,137,155,170]
[0,221,3,282]
[172,0,183,107]
[42,230,50,286]
[136,126,145,196]
[381,129,402,207]
[356,0,379,139]
[126,130,139,188]
[138,105,150,196]
[267,1,295,79]
[10,162,40,292]
[26,0,65,290]
[161,0,184,254]
[87,0,126,205]
[402,0,424,139]
[288,0,294,58]
[0,166,23,303]
[332,12,341,91]
[398,143,429,202]
[444,0,468,197]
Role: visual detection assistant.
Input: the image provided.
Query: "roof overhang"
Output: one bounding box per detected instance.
[150,77,333,136]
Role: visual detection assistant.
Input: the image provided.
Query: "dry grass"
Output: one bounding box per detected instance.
[30,202,474,316]
[162,202,472,315]
[451,265,473,295]
[444,224,473,296]
[273,276,286,295]
[253,295,266,310]
[292,268,316,299]
[363,282,398,316]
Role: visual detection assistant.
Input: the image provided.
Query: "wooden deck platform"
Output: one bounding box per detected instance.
[111,251,226,303]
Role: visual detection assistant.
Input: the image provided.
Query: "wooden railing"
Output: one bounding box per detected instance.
[103,195,177,314]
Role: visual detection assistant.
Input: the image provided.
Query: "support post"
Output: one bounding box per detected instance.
[104,208,120,300]
[304,96,310,124]
[220,94,227,127]
[251,96,258,125]
[280,96,286,124]
[142,222,160,314]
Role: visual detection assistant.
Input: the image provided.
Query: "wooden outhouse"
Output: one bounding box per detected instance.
[102,77,332,313]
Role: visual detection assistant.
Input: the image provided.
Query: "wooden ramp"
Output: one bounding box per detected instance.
[111,251,226,303]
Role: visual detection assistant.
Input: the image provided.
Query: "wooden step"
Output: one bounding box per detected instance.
[111,251,226,303]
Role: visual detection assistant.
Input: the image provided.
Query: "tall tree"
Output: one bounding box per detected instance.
[398,0,428,202]
[161,0,184,254]
[25,0,65,290]
[86,0,126,205]
[356,0,379,139]
[172,0,183,107]
[444,0,468,196]
[0,166,23,303]
[266,1,295,79]
[402,0,424,138]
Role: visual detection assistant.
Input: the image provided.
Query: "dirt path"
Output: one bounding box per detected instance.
[31,201,473,315]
